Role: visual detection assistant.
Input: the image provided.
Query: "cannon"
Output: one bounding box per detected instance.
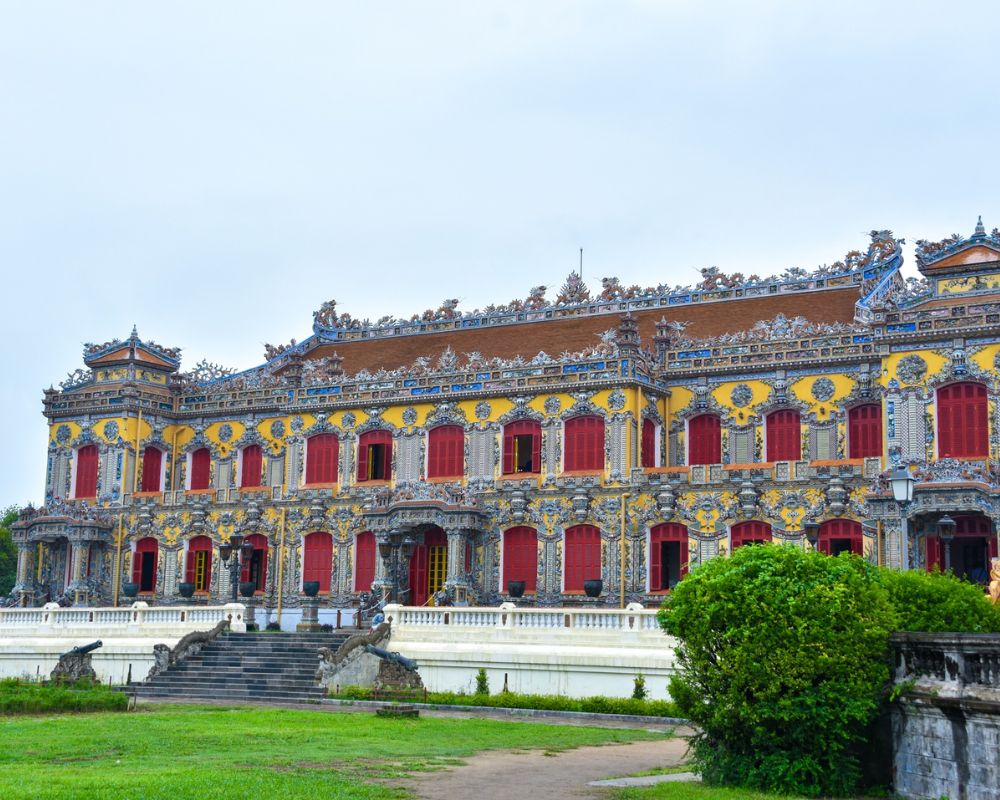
[62,640,103,657]
[364,643,418,673]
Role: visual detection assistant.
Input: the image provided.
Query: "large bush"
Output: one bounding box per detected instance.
[659,544,895,797]
[879,567,1000,633]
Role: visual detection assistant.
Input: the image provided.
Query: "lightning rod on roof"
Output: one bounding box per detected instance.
[579,247,583,279]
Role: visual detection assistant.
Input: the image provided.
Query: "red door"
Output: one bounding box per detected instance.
[503,526,538,592]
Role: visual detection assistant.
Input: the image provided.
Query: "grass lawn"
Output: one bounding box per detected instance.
[0,703,661,799]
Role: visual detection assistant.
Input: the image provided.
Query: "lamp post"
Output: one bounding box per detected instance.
[937,514,957,573]
[219,534,254,603]
[803,521,821,552]
[889,466,916,570]
[377,532,416,604]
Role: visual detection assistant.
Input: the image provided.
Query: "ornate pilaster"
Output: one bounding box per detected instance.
[444,528,470,603]
[13,542,36,604]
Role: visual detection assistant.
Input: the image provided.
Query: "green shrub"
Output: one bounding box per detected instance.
[475,668,490,696]
[659,544,894,797]
[880,568,1000,633]
[632,673,648,700]
[0,678,128,715]
[332,685,680,717]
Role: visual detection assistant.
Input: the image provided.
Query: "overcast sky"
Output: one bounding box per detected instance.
[1,1,998,505]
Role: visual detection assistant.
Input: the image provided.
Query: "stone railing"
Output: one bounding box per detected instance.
[386,603,662,635]
[0,602,247,637]
[891,632,1000,696]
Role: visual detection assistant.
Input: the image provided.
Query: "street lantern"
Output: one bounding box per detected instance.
[937,515,957,541]
[889,467,915,504]
[938,514,957,573]
[803,521,821,550]
[889,466,916,570]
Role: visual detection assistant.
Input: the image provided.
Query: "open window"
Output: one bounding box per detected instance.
[502,420,541,474]
[358,430,392,482]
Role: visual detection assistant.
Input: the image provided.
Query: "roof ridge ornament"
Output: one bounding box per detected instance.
[974,215,986,238]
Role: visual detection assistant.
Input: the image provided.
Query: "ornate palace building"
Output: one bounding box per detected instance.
[10,221,1000,613]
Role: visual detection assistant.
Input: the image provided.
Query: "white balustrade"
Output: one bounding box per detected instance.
[0,602,247,637]
[384,603,661,635]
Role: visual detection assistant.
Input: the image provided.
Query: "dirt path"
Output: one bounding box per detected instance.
[400,737,691,800]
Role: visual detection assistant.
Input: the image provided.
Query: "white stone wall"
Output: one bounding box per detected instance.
[384,603,677,700]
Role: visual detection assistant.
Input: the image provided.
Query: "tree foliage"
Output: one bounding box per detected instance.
[0,506,17,596]
[880,567,1000,633]
[659,545,895,796]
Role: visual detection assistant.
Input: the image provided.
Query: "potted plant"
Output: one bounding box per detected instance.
[178,582,196,599]
[507,580,526,598]
[123,582,140,598]
[583,578,603,598]
[239,581,257,598]
[302,581,321,597]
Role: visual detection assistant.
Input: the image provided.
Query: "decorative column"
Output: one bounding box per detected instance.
[371,532,394,602]
[444,528,470,605]
[67,537,89,606]
[14,542,36,605]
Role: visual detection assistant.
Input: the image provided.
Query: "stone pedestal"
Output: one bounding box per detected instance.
[297,597,321,631]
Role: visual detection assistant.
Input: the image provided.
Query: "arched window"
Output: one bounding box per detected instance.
[563,416,605,472]
[641,418,658,469]
[503,420,541,475]
[564,524,602,592]
[650,523,688,591]
[131,537,158,593]
[409,528,447,606]
[189,448,211,491]
[140,447,163,493]
[74,445,98,499]
[240,445,263,489]
[302,531,333,593]
[427,425,464,479]
[731,521,772,549]
[357,430,392,482]
[818,519,862,556]
[766,410,801,462]
[848,404,882,459]
[503,526,538,593]
[354,531,376,592]
[185,535,213,593]
[239,533,269,592]
[305,434,339,484]
[937,382,989,458]
[688,414,721,466]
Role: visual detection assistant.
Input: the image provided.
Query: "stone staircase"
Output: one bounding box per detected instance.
[128,631,351,705]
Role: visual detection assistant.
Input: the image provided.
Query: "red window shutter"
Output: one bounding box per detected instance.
[731,521,773,549]
[303,532,333,592]
[564,416,604,472]
[766,410,801,462]
[357,430,392,481]
[649,523,689,589]
[305,435,339,484]
[185,536,212,589]
[409,545,428,606]
[564,524,601,592]
[240,445,263,488]
[354,531,376,592]
[140,447,162,493]
[189,448,211,490]
[848,404,882,459]
[502,426,516,474]
[688,414,721,465]
[356,436,369,481]
[502,420,541,474]
[818,519,862,555]
[641,418,657,468]
[503,526,538,592]
[239,533,268,585]
[428,426,464,478]
[938,383,988,458]
[75,445,98,498]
